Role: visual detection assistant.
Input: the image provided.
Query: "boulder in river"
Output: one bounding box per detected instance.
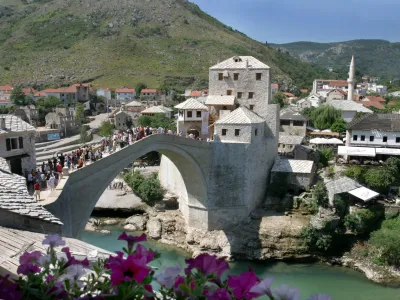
[124,215,148,231]
[147,218,162,240]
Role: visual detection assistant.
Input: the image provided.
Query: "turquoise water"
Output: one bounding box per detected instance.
[82,228,400,300]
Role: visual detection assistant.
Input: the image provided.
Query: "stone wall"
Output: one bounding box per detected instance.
[0,132,36,172]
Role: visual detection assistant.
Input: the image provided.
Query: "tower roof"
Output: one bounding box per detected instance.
[210,56,270,70]
[215,106,265,124]
[175,98,208,110]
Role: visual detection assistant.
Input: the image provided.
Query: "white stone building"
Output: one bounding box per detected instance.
[115,110,139,131]
[96,88,112,101]
[280,110,308,136]
[141,105,174,119]
[116,88,136,102]
[175,98,209,138]
[208,56,271,120]
[296,99,312,109]
[0,115,36,175]
[327,101,372,122]
[326,89,347,102]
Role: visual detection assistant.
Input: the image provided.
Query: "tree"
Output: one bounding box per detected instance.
[98,120,114,137]
[272,92,286,108]
[344,208,381,235]
[330,117,347,133]
[364,167,396,193]
[137,114,176,131]
[79,126,91,144]
[135,83,147,97]
[11,86,29,106]
[313,181,329,208]
[310,105,342,130]
[75,103,85,122]
[318,148,333,167]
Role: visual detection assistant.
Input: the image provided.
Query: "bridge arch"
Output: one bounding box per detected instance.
[45,135,211,238]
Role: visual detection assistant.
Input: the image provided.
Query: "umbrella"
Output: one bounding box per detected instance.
[309,138,326,144]
[327,138,344,145]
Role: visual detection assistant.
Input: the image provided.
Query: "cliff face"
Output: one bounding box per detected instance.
[0,0,330,89]
[141,209,310,261]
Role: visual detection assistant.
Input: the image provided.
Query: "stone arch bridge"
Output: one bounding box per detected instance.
[45,134,212,238]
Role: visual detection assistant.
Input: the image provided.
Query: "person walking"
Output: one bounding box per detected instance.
[27,172,33,188]
[34,181,41,201]
[48,173,56,191]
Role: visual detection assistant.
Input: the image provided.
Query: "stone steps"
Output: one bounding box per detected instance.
[35,140,60,149]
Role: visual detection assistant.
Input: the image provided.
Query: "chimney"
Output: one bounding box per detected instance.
[0,117,6,129]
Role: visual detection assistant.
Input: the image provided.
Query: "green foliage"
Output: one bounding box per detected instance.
[333,196,348,217]
[98,120,114,137]
[124,171,163,206]
[313,181,329,208]
[344,208,382,235]
[137,114,176,131]
[11,86,29,106]
[330,117,347,133]
[300,225,333,251]
[75,103,85,121]
[364,167,396,194]
[272,92,286,108]
[318,148,333,168]
[343,166,365,182]
[369,215,400,266]
[135,83,147,97]
[35,96,62,123]
[309,105,342,130]
[79,126,91,144]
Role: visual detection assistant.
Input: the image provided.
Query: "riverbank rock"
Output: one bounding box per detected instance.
[85,222,97,232]
[124,215,148,230]
[103,219,120,225]
[99,229,111,235]
[147,218,162,240]
[310,208,340,230]
[162,192,179,209]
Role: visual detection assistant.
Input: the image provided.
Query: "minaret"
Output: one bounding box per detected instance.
[347,56,355,101]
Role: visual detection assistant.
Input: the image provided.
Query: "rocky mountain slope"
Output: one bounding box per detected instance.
[0,0,331,89]
[270,40,400,81]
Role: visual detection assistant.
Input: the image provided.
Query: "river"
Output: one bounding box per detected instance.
[82,228,400,300]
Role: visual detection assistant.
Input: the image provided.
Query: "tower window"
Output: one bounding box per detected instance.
[234,73,239,81]
[196,111,201,118]
[187,111,192,118]
[383,136,388,142]
[361,135,365,141]
[370,136,374,142]
[218,73,223,81]
[227,90,232,96]
[249,92,254,99]
[235,129,240,136]
[256,73,262,80]
[396,137,400,143]
[249,105,254,110]
[353,135,358,141]
[222,129,227,136]
[237,92,242,99]
[255,129,258,136]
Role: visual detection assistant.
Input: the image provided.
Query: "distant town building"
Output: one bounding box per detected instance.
[327,101,372,122]
[140,89,159,99]
[114,110,139,131]
[45,108,79,137]
[271,83,279,94]
[278,135,304,156]
[141,105,174,119]
[0,115,36,175]
[96,88,112,101]
[296,99,312,109]
[116,88,136,102]
[175,98,209,138]
[124,100,144,112]
[44,83,89,103]
[280,110,308,136]
[306,93,324,107]
[326,89,347,102]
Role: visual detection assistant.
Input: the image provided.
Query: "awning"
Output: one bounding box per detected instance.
[375,148,400,156]
[338,146,376,157]
[348,187,379,202]
[309,138,343,145]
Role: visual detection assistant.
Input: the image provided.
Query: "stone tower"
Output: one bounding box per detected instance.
[347,56,355,101]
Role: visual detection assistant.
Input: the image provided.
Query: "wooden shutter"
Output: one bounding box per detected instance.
[6,138,11,151]
[18,137,23,149]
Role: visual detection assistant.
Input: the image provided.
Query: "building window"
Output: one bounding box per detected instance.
[250,105,254,110]
[256,73,262,80]
[237,92,242,99]
[249,92,254,99]
[353,135,358,141]
[361,135,365,141]
[123,123,125,126]
[255,129,258,136]
[234,73,239,81]
[218,73,223,81]
[187,111,192,118]
[6,137,21,151]
[227,90,232,96]
[383,136,388,142]
[280,120,290,126]
[18,137,23,149]
[370,136,374,142]
[293,121,304,126]
[396,137,400,143]
[235,129,240,136]
[222,129,227,136]
[196,111,201,118]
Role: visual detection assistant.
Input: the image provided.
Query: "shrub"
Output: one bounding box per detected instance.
[318,148,333,167]
[333,196,348,217]
[369,216,400,266]
[313,181,329,208]
[137,175,164,205]
[344,208,382,235]
[343,166,365,182]
[300,225,333,251]
[364,167,396,193]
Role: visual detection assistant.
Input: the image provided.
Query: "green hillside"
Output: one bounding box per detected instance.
[270,40,400,81]
[0,0,332,90]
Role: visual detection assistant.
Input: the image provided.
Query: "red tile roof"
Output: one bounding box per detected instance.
[271,83,279,89]
[0,99,10,103]
[0,84,13,91]
[116,88,135,93]
[329,80,348,87]
[365,96,385,103]
[300,89,308,93]
[283,92,295,98]
[21,88,37,95]
[189,91,202,97]
[34,91,47,97]
[141,89,158,94]
[358,100,385,110]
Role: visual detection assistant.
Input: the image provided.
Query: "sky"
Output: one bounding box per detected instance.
[190,0,400,44]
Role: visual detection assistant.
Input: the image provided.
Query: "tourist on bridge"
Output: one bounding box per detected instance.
[48,173,56,191]
[34,181,41,201]
[56,162,63,180]
[27,172,34,188]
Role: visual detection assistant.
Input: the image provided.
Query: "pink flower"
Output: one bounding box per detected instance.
[17,251,42,275]
[185,253,229,278]
[118,232,147,250]
[131,244,155,264]
[105,253,151,286]
[0,275,22,300]
[206,288,231,300]
[227,269,260,300]
[273,284,301,300]
[59,265,87,285]
[249,277,274,298]
[173,276,195,297]
[42,234,66,249]
[154,266,181,289]
[45,275,68,298]
[61,247,89,267]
